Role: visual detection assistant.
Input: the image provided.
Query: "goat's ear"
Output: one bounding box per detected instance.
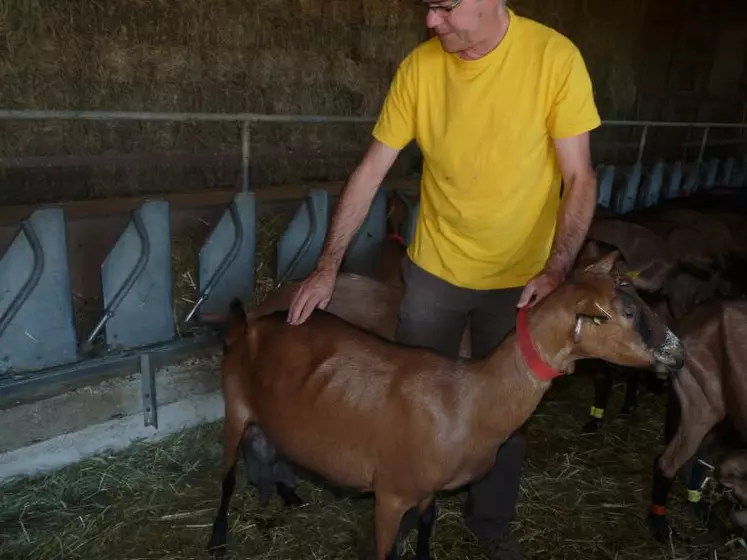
[624,259,672,292]
[575,240,604,270]
[584,250,620,276]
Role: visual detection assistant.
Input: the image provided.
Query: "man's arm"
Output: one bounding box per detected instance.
[517,39,600,308]
[286,139,400,325]
[516,131,597,308]
[317,139,401,273]
[287,50,417,324]
[544,131,597,277]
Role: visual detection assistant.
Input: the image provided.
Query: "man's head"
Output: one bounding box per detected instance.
[421,0,509,60]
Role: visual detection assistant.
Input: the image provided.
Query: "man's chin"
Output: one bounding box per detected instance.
[436,35,461,52]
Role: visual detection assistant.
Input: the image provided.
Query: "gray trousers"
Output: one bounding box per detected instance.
[395,255,526,543]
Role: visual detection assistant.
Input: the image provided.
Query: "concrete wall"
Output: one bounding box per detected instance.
[0,353,224,484]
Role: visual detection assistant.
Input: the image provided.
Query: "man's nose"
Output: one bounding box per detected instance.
[426,9,443,28]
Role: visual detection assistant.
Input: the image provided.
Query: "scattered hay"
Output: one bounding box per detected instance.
[1,373,744,559]
[72,292,103,346]
[170,209,295,334]
[252,211,294,307]
[171,227,204,335]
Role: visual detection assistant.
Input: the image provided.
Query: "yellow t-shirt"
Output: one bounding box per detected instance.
[372,9,601,290]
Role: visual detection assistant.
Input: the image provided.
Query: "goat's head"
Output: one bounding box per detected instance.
[715,450,747,529]
[565,250,685,374]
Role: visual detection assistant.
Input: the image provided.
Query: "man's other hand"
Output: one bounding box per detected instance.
[517,268,565,309]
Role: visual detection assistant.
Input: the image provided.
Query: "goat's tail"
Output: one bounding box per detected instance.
[228,297,248,327]
[217,298,249,355]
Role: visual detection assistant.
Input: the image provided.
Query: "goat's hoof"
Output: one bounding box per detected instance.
[207,528,228,558]
[207,541,227,559]
[646,513,676,544]
[582,418,603,433]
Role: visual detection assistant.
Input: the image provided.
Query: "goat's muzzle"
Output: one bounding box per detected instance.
[651,327,685,374]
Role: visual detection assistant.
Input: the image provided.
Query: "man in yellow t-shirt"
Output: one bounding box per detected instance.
[287,0,600,558]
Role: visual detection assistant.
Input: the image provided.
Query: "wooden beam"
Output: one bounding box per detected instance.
[0,178,421,224]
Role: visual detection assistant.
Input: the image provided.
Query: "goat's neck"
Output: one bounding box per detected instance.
[466,297,575,446]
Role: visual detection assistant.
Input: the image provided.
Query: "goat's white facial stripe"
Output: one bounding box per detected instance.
[574,317,582,343]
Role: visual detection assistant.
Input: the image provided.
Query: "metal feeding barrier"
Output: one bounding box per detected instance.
[0,109,746,428]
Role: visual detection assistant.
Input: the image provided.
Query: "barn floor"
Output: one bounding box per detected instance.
[1,368,745,560]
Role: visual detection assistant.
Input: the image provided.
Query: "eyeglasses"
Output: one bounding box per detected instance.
[419,0,464,13]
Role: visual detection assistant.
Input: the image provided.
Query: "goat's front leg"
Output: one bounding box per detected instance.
[620,367,641,415]
[681,450,714,527]
[582,362,614,433]
[646,383,682,544]
[658,399,720,479]
[647,379,720,544]
[208,410,249,558]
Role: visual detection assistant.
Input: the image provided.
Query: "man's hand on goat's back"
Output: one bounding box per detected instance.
[286,266,336,325]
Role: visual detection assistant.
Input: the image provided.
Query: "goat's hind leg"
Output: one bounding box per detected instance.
[415,496,437,560]
[208,410,250,558]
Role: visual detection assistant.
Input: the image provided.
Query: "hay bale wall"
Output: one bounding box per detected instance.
[1,0,747,205]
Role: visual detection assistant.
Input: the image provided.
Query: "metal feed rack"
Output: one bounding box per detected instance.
[0,109,746,428]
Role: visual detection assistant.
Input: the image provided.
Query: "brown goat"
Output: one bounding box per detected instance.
[247,269,472,358]
[207,251,685,559]
[576,211,745,433]
[647,299,747,540]
[583,218,674,292]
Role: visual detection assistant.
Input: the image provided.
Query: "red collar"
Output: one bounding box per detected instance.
[516,306,564,382]
[386,233,406,247]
